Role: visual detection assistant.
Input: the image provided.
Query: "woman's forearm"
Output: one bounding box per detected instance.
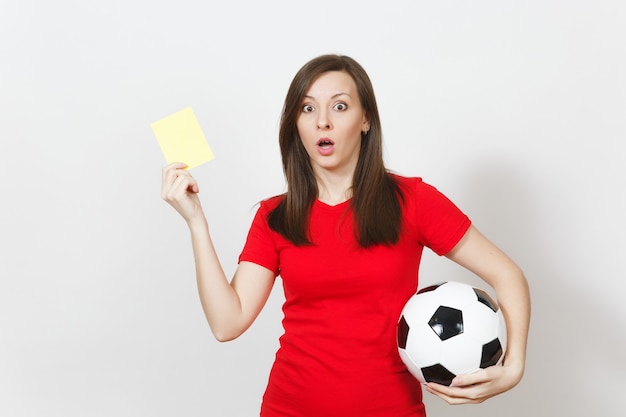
[187,216,243,341]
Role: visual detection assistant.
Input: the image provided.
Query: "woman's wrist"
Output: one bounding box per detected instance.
[502,354,525,385]
[186,213,209,232]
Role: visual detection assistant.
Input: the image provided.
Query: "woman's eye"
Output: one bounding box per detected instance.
[302,104,315,112]
[334,102,347,111]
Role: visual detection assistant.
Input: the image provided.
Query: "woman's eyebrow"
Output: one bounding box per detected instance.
[303,92,352,100]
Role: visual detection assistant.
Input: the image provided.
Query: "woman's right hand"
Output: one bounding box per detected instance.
[161,162,204,223]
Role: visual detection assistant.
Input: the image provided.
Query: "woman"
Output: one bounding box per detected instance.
[161,54,530,416]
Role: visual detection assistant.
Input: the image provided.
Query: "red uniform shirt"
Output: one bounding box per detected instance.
[239,175,471,417]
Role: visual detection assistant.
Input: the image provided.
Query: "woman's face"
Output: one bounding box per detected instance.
[296,71,370,178]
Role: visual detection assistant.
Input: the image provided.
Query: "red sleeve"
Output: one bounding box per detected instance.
[410,178,471,256]
[238,199,281,276]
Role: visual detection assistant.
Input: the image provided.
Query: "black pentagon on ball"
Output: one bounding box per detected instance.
[428,306,463,341]
[480,337,504,368]
[421,363,457,386]
[473,287,499,312]
[417,282,445,295]
[397,315,409,349]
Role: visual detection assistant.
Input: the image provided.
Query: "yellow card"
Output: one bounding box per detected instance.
[151,107,214,169]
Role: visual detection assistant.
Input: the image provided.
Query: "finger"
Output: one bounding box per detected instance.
[180,174,199,194]
[162,162,187,178]
[162,164,195,196]
[450,369,488,387]
[168,161,188,169]
[163,172,187,201]
[161,162,189,186]
[424,383,484,405]
[168,173,199,200]
[424,383,463,405]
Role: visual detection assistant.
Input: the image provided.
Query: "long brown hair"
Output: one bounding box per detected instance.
[268,54,403,247]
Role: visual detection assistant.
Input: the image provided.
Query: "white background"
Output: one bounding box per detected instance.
[1,1,624,416]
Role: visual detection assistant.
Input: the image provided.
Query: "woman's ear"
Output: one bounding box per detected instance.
[362,116,371,135]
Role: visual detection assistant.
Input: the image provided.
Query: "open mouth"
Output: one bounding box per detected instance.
[317,138,335,148]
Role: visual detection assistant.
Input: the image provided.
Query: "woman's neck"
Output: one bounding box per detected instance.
[314,170,354,206]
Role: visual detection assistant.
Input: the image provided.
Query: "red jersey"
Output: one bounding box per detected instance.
[239,175,471,417]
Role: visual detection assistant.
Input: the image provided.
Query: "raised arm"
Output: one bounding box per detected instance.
[425,225,531,404]
[161,162,276,342]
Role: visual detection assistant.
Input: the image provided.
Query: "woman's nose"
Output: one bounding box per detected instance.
[316,110,331,129]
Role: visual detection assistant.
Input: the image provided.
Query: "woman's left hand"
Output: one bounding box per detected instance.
[423,363,523,405]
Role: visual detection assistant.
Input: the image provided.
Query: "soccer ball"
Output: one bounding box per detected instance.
[397,281,507,386]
